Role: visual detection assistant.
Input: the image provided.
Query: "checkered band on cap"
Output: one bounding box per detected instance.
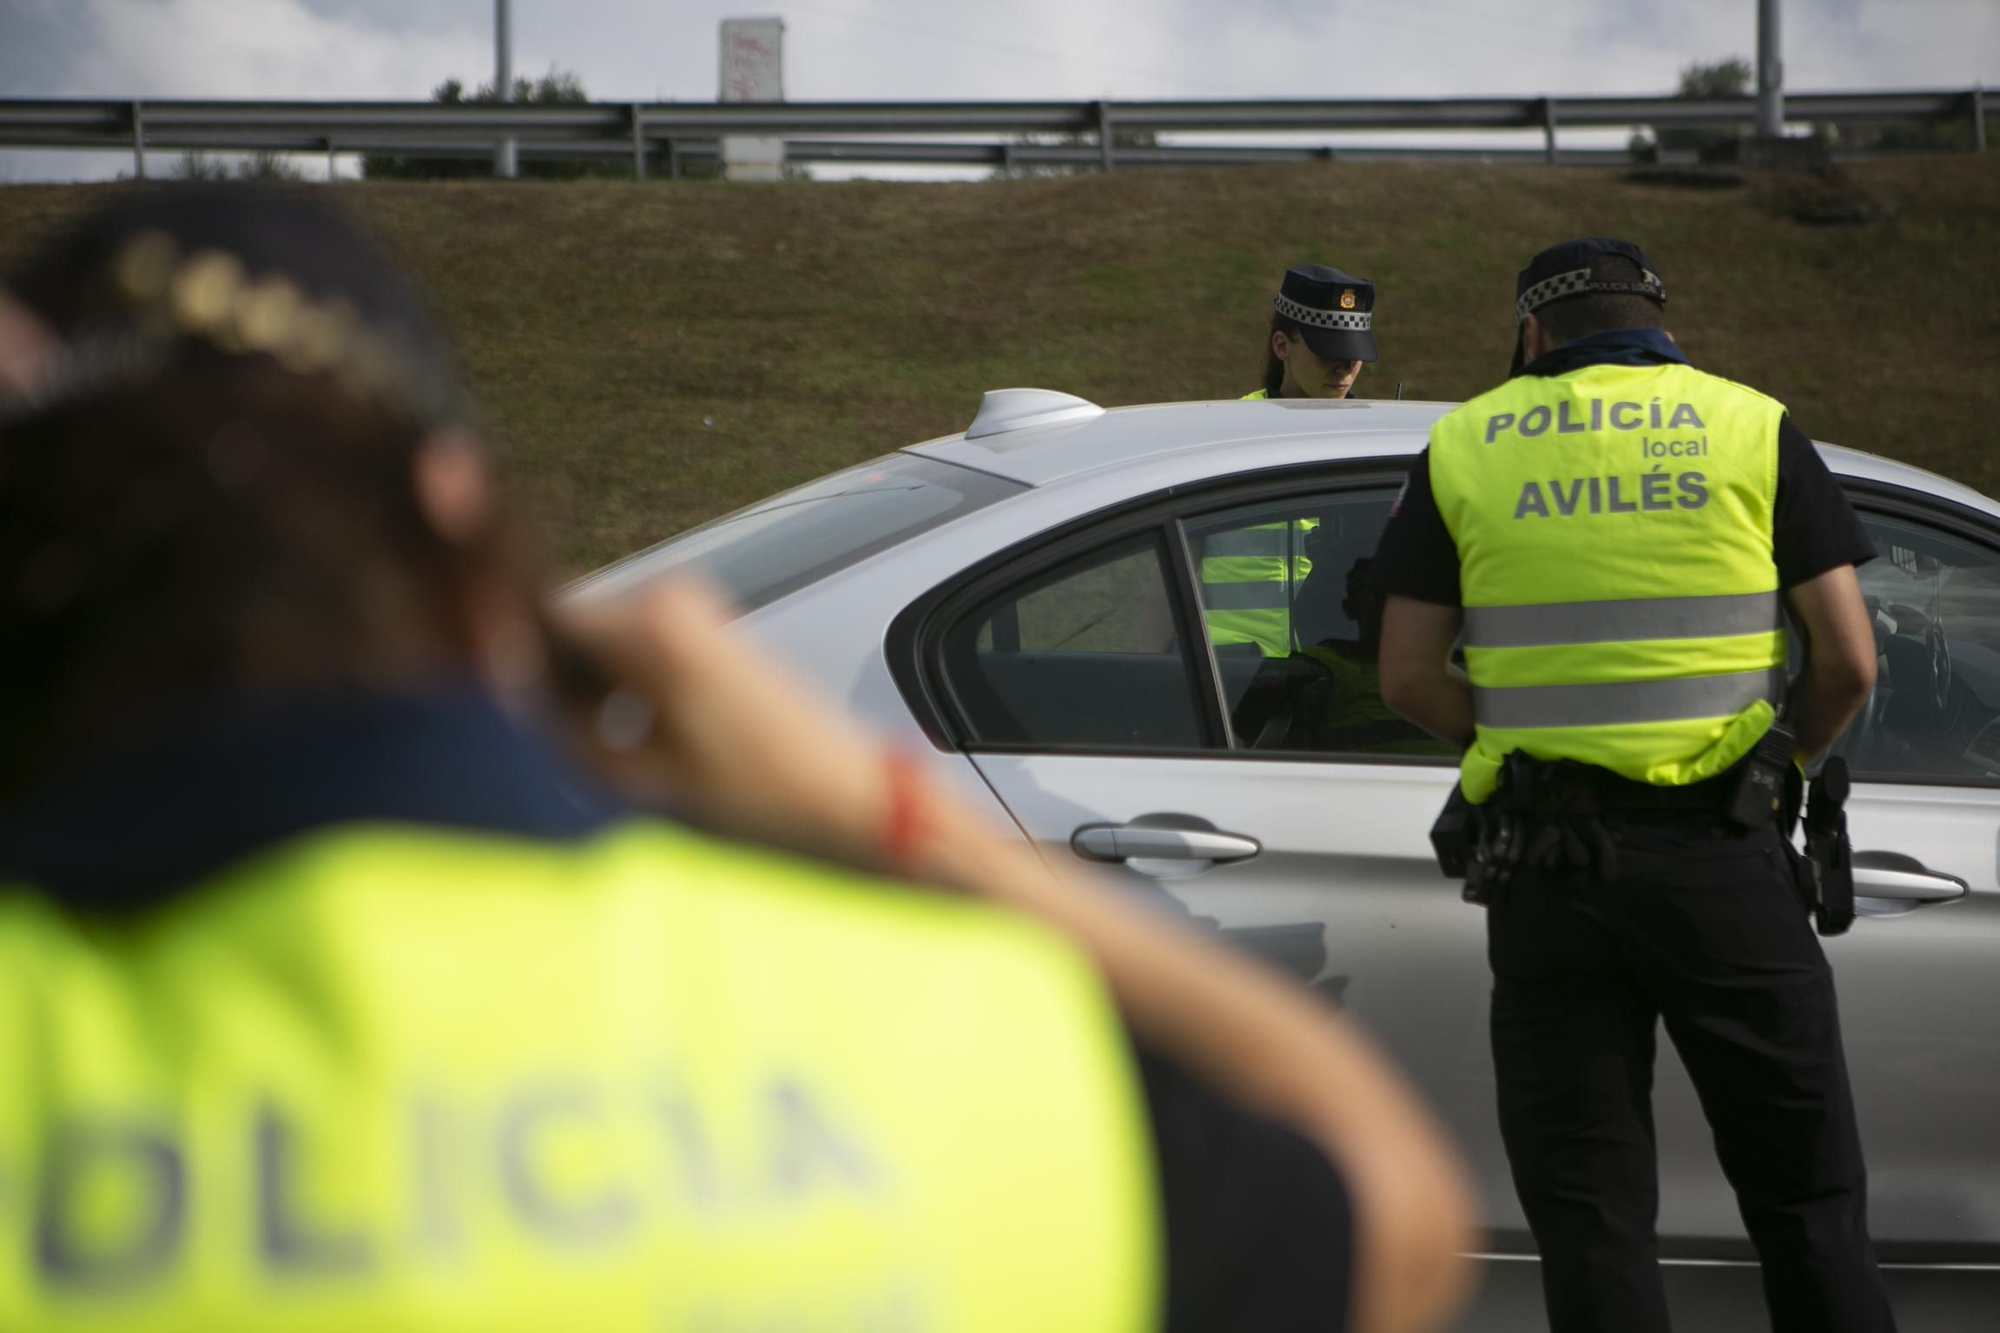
[1516,267,1664,321]
[1274,292,1372,331]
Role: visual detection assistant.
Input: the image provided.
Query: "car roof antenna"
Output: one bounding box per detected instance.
[1396,382,1404,400]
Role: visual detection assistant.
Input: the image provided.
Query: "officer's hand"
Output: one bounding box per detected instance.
[554,577,911,872]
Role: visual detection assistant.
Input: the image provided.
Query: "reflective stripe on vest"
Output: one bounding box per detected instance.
[1427,361,1788,801]
[0,824,1159,1330]
[1463,591,1784,649]
[1474,665,1787,730]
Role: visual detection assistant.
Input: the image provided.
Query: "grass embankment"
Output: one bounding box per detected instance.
[2,158,1995,574]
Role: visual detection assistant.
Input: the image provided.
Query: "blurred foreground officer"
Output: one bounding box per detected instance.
[1372,238,1893,1333]
[0,187,1473,1333]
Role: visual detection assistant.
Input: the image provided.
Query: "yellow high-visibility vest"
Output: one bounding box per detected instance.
[1427,360,1788,802]
[0,822,1158,1332]
[1199,522,1312,656]
[1204,391,1312,654]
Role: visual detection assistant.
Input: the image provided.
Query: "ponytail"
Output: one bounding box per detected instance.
[1260,308,1307,398]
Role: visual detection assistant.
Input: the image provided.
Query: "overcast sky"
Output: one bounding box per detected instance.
[2,0,1994,181]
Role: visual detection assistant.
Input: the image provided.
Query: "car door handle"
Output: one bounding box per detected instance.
[1071,824,1262,864]
[1852,851,1969,904]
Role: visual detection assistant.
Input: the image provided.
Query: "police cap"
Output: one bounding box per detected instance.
[1274,265,1379,363]
[1508,237,1667,375]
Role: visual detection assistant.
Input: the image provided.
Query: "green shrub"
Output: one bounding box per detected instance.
[364,69,635,181]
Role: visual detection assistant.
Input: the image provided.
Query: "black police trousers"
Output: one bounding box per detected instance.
[1487,811,1897,1333]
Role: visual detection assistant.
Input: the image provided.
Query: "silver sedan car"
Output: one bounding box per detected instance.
[574,390,2000,1329]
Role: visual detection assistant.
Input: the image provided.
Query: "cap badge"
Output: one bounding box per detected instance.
[1339,288,1357,309]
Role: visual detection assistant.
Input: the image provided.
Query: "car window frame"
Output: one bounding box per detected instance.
[936,526,1228,751]
[1836,476,2000,790]
[891,458,1447,765]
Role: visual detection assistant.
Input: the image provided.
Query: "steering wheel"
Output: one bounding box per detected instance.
[1926,618,1954,713]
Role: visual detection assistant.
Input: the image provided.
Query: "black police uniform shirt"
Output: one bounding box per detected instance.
[0,690,1354,1333]
[1374,329,1875,605]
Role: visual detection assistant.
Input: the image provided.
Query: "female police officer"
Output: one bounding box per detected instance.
[1245,263,1378,401]
[1203,265,1382,656]
[0,187,1470,1333]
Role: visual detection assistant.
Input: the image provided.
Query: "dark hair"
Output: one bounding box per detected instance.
[1260,308,1308,397]
[0,356,527,796]
[1532,254,1666,347]
[0,188,540,794]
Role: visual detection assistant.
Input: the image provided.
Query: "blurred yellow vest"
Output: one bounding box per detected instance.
[0,822,1157,1332]
[1428,361,1787,802]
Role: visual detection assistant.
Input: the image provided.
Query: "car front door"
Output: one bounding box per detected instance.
[1630,490,2000,1267]
[1782,491,2000,1262]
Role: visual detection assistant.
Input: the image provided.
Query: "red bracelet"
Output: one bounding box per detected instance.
[880,748,928,875]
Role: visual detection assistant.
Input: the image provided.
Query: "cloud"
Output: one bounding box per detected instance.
[19,0,1994,104]
[65,0,487,98]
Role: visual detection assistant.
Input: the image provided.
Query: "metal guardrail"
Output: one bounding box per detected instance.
[0,88,1988,178]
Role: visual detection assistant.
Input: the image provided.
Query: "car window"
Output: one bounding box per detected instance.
[568,453,1024,612]
[1835,509,2000,783]
[940,534,1211,749]
[1184,489,1456,758]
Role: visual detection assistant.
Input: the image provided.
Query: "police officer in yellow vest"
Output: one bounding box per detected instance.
[0,188,1475,1333]
[1372,238,1893,1333]
[1210,266,1379,655]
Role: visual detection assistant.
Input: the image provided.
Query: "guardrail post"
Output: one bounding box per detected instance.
[667,139,680,181]
[325,138,336,180]
[1975,83,1988,153]
[1097,100,1115,172]
[130,100,146,179]
[1542,97,1559,164]
[630,104,647,181]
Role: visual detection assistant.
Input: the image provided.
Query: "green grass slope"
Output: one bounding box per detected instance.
[3,158,1996,574]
